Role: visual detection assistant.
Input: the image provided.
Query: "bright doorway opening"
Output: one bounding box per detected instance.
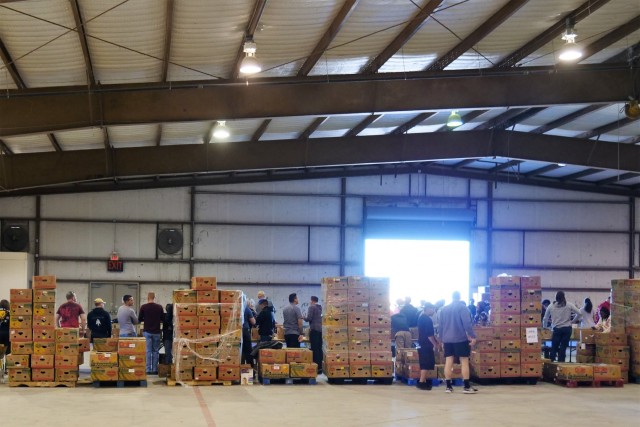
[364,239,470,310]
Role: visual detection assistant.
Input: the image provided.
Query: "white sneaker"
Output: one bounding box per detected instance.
[463,387,478,394]
[445,386,454,393]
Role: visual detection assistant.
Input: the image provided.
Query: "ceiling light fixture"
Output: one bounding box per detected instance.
[212,121,230,140]
[447,111,463,128]
[558,18,583,62]
[239,38,262,75]
[557,163,566,167]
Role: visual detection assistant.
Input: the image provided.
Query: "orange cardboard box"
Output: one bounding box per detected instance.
[10,289,32,303]
[55,328,80,342]
[349,352,371,364]
[501,365,521,378]
[93,338,119,352]
[324,341,349,351]
[78,338,90,352]
[197,329,220,340]
[33,289,56,303]
[370,315,391,328]
[219,290,242,304]
[176,303,198,316]
[173,289,197,303]
[492,314,521,327]
[198,315,221,329]
[259,349,287,364]
[55,369,78,382]
[475,340,501,352]
[6,354,30,368]
[472,364,500,378]
[472,352,500,365]
[348,314,369,327]
[10,303,32,316]
[349,340,370,352]
[34,341,56,355]
[350,365,372,377]
[13,342,34,355]
[197,304,220,316]
[176,329,198,339]
[369,328,391,340]
[55,343,80,356]
[347,276,369,289]
[33,303,55,316]
[194,366,217,381]
[191,277,217,291]
[10,328,32,342]
[218,364,240,381]
[321,276,349,290]
[324,350,349,364]
[371,364,394,377]
[473,327,497,340]
[119,354,146,368]
[31,354,54,369]
[32,275,56,289]
[171,366,194,381]
[323,363,349,378]
[119,367,147,381]
[33,327,56,342]
[370,350,392,364]
[347,288,369,302]
[289,363,317,378]
[9,315,32,329]
[117,338,146,354]
[31,368,55,381]
[32,315,55,327]
[8,368,31,382]
[492,301,521,315]
[259,363,290,379]
[500,352,521,365]
[56,354,80,369]
[91,366,119,381]
[520,363,542,377]
[368,277,390,290]
[197,290,219,303]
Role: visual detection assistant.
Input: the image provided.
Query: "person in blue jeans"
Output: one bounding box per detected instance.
[542,291,581,362]
[139,292,164,375]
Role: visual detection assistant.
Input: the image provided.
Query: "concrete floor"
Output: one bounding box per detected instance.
[1,373,639,427]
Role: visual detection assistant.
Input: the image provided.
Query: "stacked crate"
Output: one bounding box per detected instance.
[576,329,597,364]
[6,276,84,384]
[395,348,421,380]
[321,276,393,381]
[595,332,629,382]
[628,326,640,381]
[470,326,501,379]
[118,337,147,381]
[519,276,543,378]
[171,277,243,383]
[90,338,119,381]
[257,348,317,380]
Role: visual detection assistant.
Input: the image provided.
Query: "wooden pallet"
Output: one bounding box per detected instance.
[395,376,446,386]
[326,377,393,385]
[548,378,623,388]
[473,376,539,386]
[258,376,317,385]
[93,380,147,388]
[8,381,76,388]
[166,378,238,386]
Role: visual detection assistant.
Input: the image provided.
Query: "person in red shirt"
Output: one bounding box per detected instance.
[139,292,164,375]
[56,291,87,335]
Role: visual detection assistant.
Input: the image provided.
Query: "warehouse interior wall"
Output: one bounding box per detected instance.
[0,173,633,316]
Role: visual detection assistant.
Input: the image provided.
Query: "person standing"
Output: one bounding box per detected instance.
[0,299,10,355]
[542,291,581,362]
[304,296,323,371]
[400,296,419,328]
[255,299,276,342]
[139,292,164,375]
[163,303,174,365]
[594,296,611,324]
[117,295,138,338]
[56,291,87,335]
[438,291,477,394]
[578,298,596,328]
[87,298,112,342]
[255,291,275,316]
[241,300,256,367]
[416,303,438,390]
[282,293,303,348]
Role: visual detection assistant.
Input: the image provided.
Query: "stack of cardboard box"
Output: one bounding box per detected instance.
[321,276,393,381]
[471,276,542,381]
[257,348,317,380]
[171,277,243,383]
[6,276,85,384]
[576,329,597,363]
[628,326,640,381]
[118,337,147,381]
[90,338,119,381]
[595,332,629,382]
[395,348,421,380]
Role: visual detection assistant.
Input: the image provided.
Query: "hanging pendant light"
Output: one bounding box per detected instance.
[212,121,230,140]
[558,18,583,62]
[447,111,463,128]
[240,38,262,75]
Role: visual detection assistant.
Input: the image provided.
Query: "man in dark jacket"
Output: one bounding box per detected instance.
[400,296,419,328]
[255,299,276,342]
[87,298,112,342]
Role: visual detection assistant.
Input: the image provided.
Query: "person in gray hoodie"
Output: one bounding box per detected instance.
[542,291,581,362]
[438,291,477,394]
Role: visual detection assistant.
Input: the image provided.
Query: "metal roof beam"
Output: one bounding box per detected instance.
[299,117,328,140]
[577,117,639,139]
[580,15,640,62]
[47,134,62,152]
[5,130,640,191]
[69,0,95,86]
[495,0,611,68]
[453,159,477,169]
[160,0,175,82]
[0,65,632,138]
[490,160,522,172]
[0,139,13,156]
[298,0,360,76]
[251,119,271,141]
[0,36,26,89]
[390,112,435,135]
[596,172,638,186]
[232,0,268,78]
[561,168,602,181]
[531,104,607,134]
[525,164,562,177]
[427,0,529,71]
[344,114,382,137]
[361,0,443,74]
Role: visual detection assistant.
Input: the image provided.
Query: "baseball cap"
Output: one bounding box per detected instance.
[422,302,435,310]
[94,298,106,304]
[258,298,268,305]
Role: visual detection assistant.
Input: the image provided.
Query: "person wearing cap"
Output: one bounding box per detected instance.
[256,298,276,342]
[87,298,112,342]
[416,303,438,390]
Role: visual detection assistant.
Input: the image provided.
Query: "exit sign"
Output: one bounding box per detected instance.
[107,259,124,272]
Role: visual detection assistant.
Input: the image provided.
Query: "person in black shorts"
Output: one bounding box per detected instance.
[439,291,477,394]
[416,303,438,390]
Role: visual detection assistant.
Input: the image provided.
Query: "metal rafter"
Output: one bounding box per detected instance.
[298,117,328,140]
[344,114,382,137]
[251,119,272,142]
[453,159,477,169]
[531,105,607,134]
[232,0,268,79]
[525,164,562,177]
[47,134,62,152]
[156,124,163,146]
[605,41,640,64]
[474,108,530,130]
[160,0,175,82]
[577,117,639,140]
[434,109,489,132]
[361,0,443,74]
[494,0,611,68]
[69,0,95,86]
[390,112,435,135]
[427,0,529,71]
[579,15,640,62]
[298,0,360,76]
[490,160,522,172]
[5,131,640,192]
[0,65,631,138]
[596,173,638,186]
[0,37,25,89]
[561,168,602,181]
[0,139,13,155]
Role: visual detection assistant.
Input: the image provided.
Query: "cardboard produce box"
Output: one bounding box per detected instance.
[33,289,56,303]
[324,350,349,364]
[472,352,500,365]
[119,367,147,381]
[194,366,217,381]
[219,290,242,304]
[473,327,497,340]
[492,301,521,315]
[33,303,55,317]
[500,339,521,352]
[119,354,146,368]
[173,289,197,303]
[500,365,521,378]
[33,327,55,342]
[349,340,370,352]
[31,368,55,381]
[350,365,372,378]
[592,364,622,381]
[10,315,32,329]
[32,275,56,289]
[498,326,520,339]
[8,368,31,382]
[325,303,348,316]
[10,303,32,316]
[322,276,349,289]
[13,342,34,355]
[595,332,627,346]
[576,355,595,363]
[218,364,240,381]
[31,354,54,369]
[55,369,78,382]
[348,327,370,340]
[289,362,318,378]
[9,289,32,302]
[258,349,286,364]
[324,363,349,378]
[595,345,629,359]
[55,328,80,342]
[543,362,594,381]
[55,343,80,356]
[260,363,290,379]
[93,338,119,352]
[471,364,500,378]
[56,354,80,369]
[500,352,520,365]
[285,348,313,363]
[371,364,394,378]
[475,340,500,352]
[32,315,55,328]
[322,315,348,327]
[10,328,32,342]
[191,276,217,290]
[171,367,194,381]
[6,354,30,368]
[520,363,542,377]
[117,338,146,354]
